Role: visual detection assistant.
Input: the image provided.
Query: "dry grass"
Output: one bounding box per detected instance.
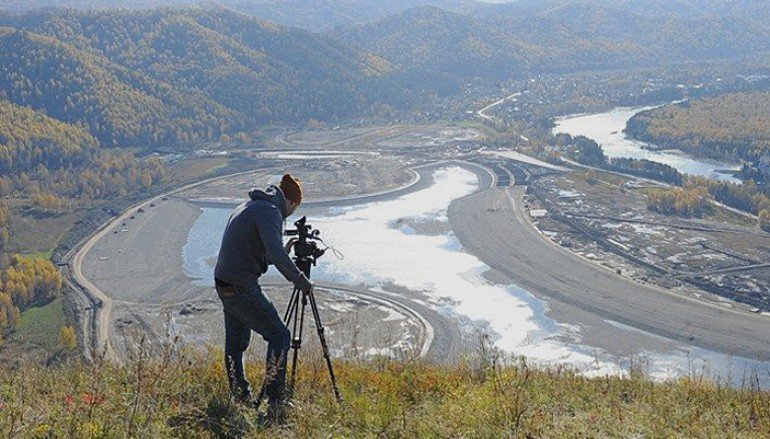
[166,158,232,186]
[2,342,770,438]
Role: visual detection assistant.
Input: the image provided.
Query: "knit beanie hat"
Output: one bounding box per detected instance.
[279,174,303,204]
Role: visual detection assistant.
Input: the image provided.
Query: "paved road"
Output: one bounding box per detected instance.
[449,186,770,360]
[477,92,521,124]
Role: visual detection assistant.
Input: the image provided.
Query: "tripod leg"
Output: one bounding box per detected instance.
[283,287,300,323]
[307,290,342,402]
[286,288,302,397]
[287,289,310,398]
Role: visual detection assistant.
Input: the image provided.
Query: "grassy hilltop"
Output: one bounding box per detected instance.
[2,346,769,438]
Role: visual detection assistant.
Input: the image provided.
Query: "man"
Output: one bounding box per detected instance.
[214,173,312,420]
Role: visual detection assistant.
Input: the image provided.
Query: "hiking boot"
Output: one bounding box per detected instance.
[231,387,262,410]
[257,400,293,427]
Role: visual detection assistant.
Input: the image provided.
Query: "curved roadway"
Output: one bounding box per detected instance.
[449,185,770,361]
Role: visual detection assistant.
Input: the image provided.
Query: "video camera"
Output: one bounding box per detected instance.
[285,216,326,268]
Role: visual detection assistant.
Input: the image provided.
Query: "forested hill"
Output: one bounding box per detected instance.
[626,92,770,162]
[218,0,471,30]
[332,7,535,81]
[2,4,770,152]
[4,1,770,31]
[0,100,165,200]
[0,0,472,30]
[334,3,770,81]
[0,100,99,176]
[0,8,404,150]
[470,0,770,25]
[0,25,240,149]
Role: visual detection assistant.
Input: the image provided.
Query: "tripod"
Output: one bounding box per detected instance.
[283,255,342,402]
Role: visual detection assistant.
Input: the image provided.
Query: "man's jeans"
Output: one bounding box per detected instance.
[215,281,290,406]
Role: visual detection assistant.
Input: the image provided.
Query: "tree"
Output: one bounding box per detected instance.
[306,118,324,129]
[0,102,167,204]
[584,169,598,185]
[0,202,9,227]
[627,92,770,162]
[235,132,250,144]
[59,325,77,351]
[0,201,9,252]
[571,136,606,166]
[140,172,153,190]
[760,209,770,232]
[0,228,9,252]
[647,185,710,218]
[0,177,12,196]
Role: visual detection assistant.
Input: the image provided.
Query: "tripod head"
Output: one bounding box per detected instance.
[285,216,326,277]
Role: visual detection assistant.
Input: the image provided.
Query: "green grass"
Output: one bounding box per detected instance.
[1,348,769,438]
[634,186,660,196]
[701,203,757,228]
[23,249,54,260]
[578,169,629,188]
[8,203,82,254]
[206,161,230,175]
[167,157,231,185]
[455,120,486,130]
[11,298,66,350]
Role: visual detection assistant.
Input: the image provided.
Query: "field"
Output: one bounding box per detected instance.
[4,200,82,255]
[165,157,233,186]
[8,298,67,352]
[1,350,769,438]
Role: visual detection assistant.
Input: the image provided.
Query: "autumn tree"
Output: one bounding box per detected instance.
[235,132,250,144]
[0,201,9,252]
[647,185,711,217]
[0,254,63,335]
[0,102,168,207]
[760,209,770,232]
[584,169,598,184]
[627,92,770,162]
[59,325,77,351]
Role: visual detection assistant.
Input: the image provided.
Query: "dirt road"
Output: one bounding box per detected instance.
[449,186,770,360]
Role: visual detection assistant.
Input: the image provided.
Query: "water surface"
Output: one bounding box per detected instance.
[554,107,741,183]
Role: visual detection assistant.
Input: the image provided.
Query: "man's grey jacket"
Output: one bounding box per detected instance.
[214,185,312,292]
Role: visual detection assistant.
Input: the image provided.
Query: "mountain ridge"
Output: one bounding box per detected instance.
[0,7,413,149]
[2,3,770,151]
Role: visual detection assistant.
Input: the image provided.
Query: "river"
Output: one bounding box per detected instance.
[553,106,742,183]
